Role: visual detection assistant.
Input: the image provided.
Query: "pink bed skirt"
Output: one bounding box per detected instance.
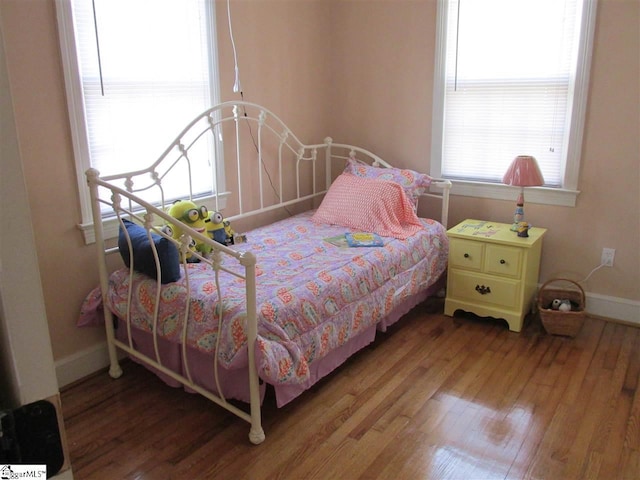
[117,274,444,408]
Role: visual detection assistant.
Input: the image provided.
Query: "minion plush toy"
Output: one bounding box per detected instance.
[163,200,209,261]
[223,220,236,245]
[205,211,229,245]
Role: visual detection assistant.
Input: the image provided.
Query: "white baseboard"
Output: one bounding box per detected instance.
[55,292,639,388]
[585,292,640,326]
[55,343,112,388]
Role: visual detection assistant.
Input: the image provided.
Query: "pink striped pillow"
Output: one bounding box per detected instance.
[311,174,423,239]
[343,159,432,207]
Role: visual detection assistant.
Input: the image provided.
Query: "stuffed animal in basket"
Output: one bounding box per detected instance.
[162,199,210,261]
[551,298,572,312]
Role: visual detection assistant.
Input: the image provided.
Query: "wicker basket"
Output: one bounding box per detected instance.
[538,278,586,337]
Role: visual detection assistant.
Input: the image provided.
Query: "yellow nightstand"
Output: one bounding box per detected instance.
[444,219,546,332]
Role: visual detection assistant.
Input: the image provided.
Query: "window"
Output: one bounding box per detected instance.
[430,0,597,206]
[56,0,220,241]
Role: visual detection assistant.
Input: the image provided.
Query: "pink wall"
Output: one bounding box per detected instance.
[0,0,637,370]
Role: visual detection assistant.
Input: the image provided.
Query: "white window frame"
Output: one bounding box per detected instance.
[55,0,222,243]
[430,0,598,207]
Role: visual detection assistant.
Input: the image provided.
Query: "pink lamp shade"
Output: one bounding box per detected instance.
[502,155,544,187]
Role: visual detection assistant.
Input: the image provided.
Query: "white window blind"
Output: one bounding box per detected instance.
[59,0,220,225]
[433,0,595,194]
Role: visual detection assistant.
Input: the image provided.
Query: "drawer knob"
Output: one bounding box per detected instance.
[475,284,491,295]
[500,259,506,264]
[464,253,470,258]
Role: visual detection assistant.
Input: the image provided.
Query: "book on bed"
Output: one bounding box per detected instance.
[345,232,384,247]
[323,234,350,248]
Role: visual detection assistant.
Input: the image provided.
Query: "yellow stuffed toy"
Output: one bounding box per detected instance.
[163,200,209,261]
[205,210,226,245]
[205,211,239,246]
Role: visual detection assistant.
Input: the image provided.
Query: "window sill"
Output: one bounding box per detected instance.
[78,192,230,245]
[449,180,579,207]
[78,215,120,245]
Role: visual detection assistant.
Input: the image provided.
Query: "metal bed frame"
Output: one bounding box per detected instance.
[86,101,451,444]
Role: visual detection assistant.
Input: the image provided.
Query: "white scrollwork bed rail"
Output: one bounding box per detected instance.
[86,101,451,444]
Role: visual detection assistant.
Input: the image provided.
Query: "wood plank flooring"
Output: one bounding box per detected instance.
[60,299,640,479]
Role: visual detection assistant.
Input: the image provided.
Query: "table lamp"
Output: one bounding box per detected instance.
[502,155,544,231]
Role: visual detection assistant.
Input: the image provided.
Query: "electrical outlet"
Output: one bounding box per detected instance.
[601,248,615,267]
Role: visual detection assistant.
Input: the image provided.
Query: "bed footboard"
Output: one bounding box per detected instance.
[87,168,266,444]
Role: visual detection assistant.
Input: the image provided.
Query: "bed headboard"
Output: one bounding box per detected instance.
[86,101,451,244]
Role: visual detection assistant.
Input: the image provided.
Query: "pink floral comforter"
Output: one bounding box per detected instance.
[100,211,448,386]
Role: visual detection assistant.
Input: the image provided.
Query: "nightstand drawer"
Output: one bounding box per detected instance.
[484,244,522,278]
[448,270,521,309]
[449,239,484,271]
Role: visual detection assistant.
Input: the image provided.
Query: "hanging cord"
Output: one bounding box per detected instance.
[91,0,105,96]
[453,0,461,92]
[227,0,242,94]
[226,0,291,215]
[547,0,572,154]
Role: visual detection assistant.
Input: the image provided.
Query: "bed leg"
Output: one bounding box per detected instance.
[242,252,265,445]
[108,359,123,379]
[109,364,123,379]
[247,370,264,445]
[107,342,123,379]
[249,425,265,445]
[104,311,122,379]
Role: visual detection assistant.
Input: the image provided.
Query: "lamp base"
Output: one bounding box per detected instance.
[511,203,524,231]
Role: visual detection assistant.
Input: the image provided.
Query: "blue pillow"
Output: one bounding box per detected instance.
[118,219,181,284]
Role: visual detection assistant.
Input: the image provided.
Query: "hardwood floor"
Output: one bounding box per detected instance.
[61,299,640,479]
